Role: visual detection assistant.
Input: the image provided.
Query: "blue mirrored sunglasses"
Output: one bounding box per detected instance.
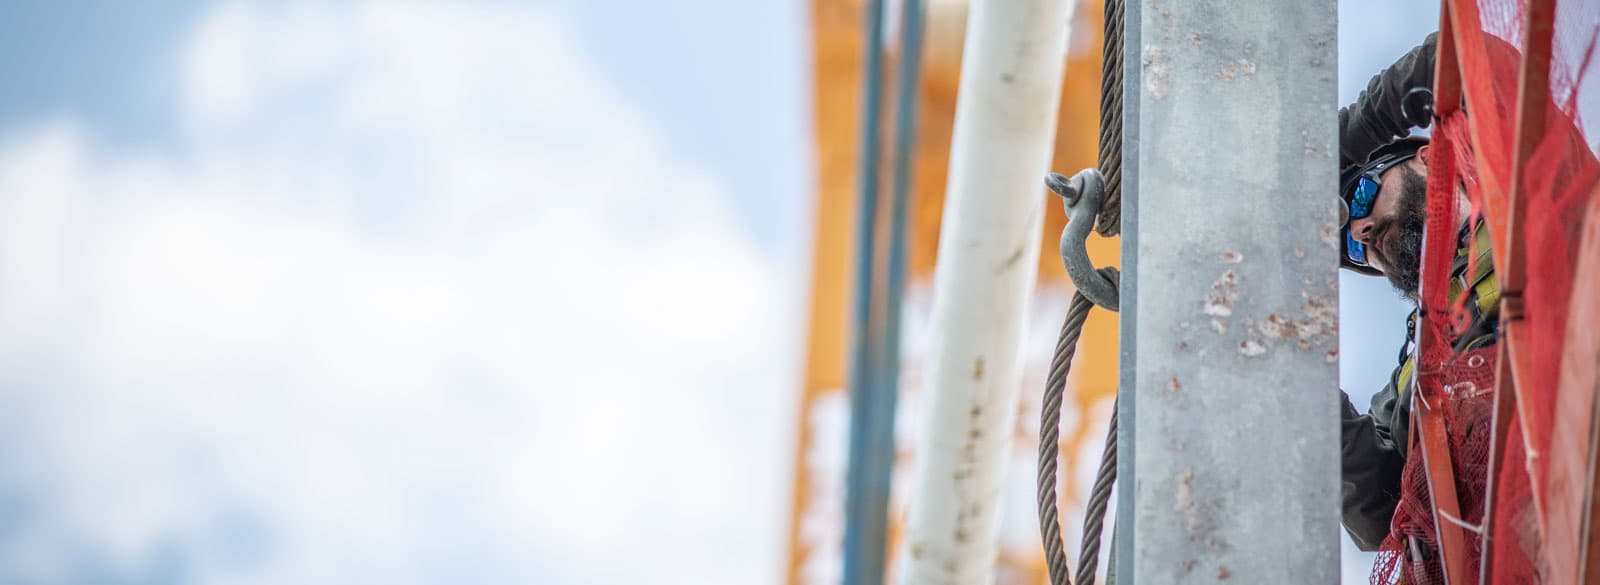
[1341,174,1381,266]
[1349,175,1380,220]
[1345,230,1369,265]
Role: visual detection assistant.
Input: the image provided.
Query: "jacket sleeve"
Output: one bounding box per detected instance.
[1340,372,1410,551]
[1339,33,1439,169]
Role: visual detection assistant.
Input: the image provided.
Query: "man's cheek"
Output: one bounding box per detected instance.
[1368,254,1390,275]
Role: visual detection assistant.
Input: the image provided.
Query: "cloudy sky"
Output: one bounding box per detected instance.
[0,0,1436,584]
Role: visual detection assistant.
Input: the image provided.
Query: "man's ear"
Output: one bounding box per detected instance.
[1415,145,1430,169]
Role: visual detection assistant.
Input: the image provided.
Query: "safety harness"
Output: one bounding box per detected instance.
[1392,221,1500,392]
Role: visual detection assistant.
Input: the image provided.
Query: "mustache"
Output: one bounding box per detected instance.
[1371,215,1407,267]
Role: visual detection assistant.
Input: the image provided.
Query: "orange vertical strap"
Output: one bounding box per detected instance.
[1433,0,1462,116]
[1478,3,1557,582]
[1480,340,1519,583]
[1416,156,1473,585]
[1414,4,1472,582]
[1442,0,1514,273]
[1581,192,1600,585]
[1512,0,1559,570]
[1416,390,1474,585]
[1499,0,1557,539]
[1501,0,1556,299]
[1553,189,1600,584]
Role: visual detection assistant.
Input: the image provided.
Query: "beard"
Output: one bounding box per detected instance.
[1374,166,1429,299]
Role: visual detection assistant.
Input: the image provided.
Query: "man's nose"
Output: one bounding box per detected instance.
[1350,216,1376,244]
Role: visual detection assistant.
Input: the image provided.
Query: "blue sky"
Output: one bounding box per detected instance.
[0,0,1439,583]
[0,2,802,584]
[0,0,811,255]
[0,1,206,146]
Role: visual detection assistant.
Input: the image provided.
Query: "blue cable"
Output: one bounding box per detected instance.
[841,0,923,582]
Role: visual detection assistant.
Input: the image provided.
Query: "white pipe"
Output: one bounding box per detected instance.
[898,0,1073,583]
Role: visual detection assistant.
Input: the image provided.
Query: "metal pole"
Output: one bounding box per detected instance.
[898,0,1072,582]
[1124,1,1340,583]
[840,0,891,582]
[874,0,925,542]
[1112,0,1140,578]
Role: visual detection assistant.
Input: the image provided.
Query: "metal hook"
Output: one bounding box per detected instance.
[1046,169,1119,311]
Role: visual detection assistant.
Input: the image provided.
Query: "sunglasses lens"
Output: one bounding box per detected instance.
[1351,176,1379,219]
[1345,230,1368,265]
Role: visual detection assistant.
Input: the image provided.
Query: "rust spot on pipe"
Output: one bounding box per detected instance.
[1204,270,1240,316]
[1144,47,1171,98]
[998,246,1024,272]
[1215,58,1257,80]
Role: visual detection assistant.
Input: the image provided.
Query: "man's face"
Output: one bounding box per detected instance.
[1348,154,1430,298]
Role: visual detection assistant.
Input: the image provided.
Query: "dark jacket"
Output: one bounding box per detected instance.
[1336,33,1441,551]
[1340,354,1413,551]
[1339,33,1438,172]
[1340,234,1499,550]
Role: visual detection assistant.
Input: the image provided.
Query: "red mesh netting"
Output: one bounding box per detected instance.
[1371,347,1499,585]
[1380,0,1600,581]
[1479,0,1600,580]
[1371,0,1600,581]
[1459,0,1600,478]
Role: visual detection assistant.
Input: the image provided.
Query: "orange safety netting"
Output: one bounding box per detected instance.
[1372,347,1499,584]
[1371,0,1600,582]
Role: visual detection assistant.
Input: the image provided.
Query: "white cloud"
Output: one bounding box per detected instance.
[0,2,796,584]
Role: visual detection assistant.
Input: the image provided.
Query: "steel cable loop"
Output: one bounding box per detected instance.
[1038,292,1096,585]
[1040,2,1126,575]
[1095,0,1124,237]
[1038,267,1120,585]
